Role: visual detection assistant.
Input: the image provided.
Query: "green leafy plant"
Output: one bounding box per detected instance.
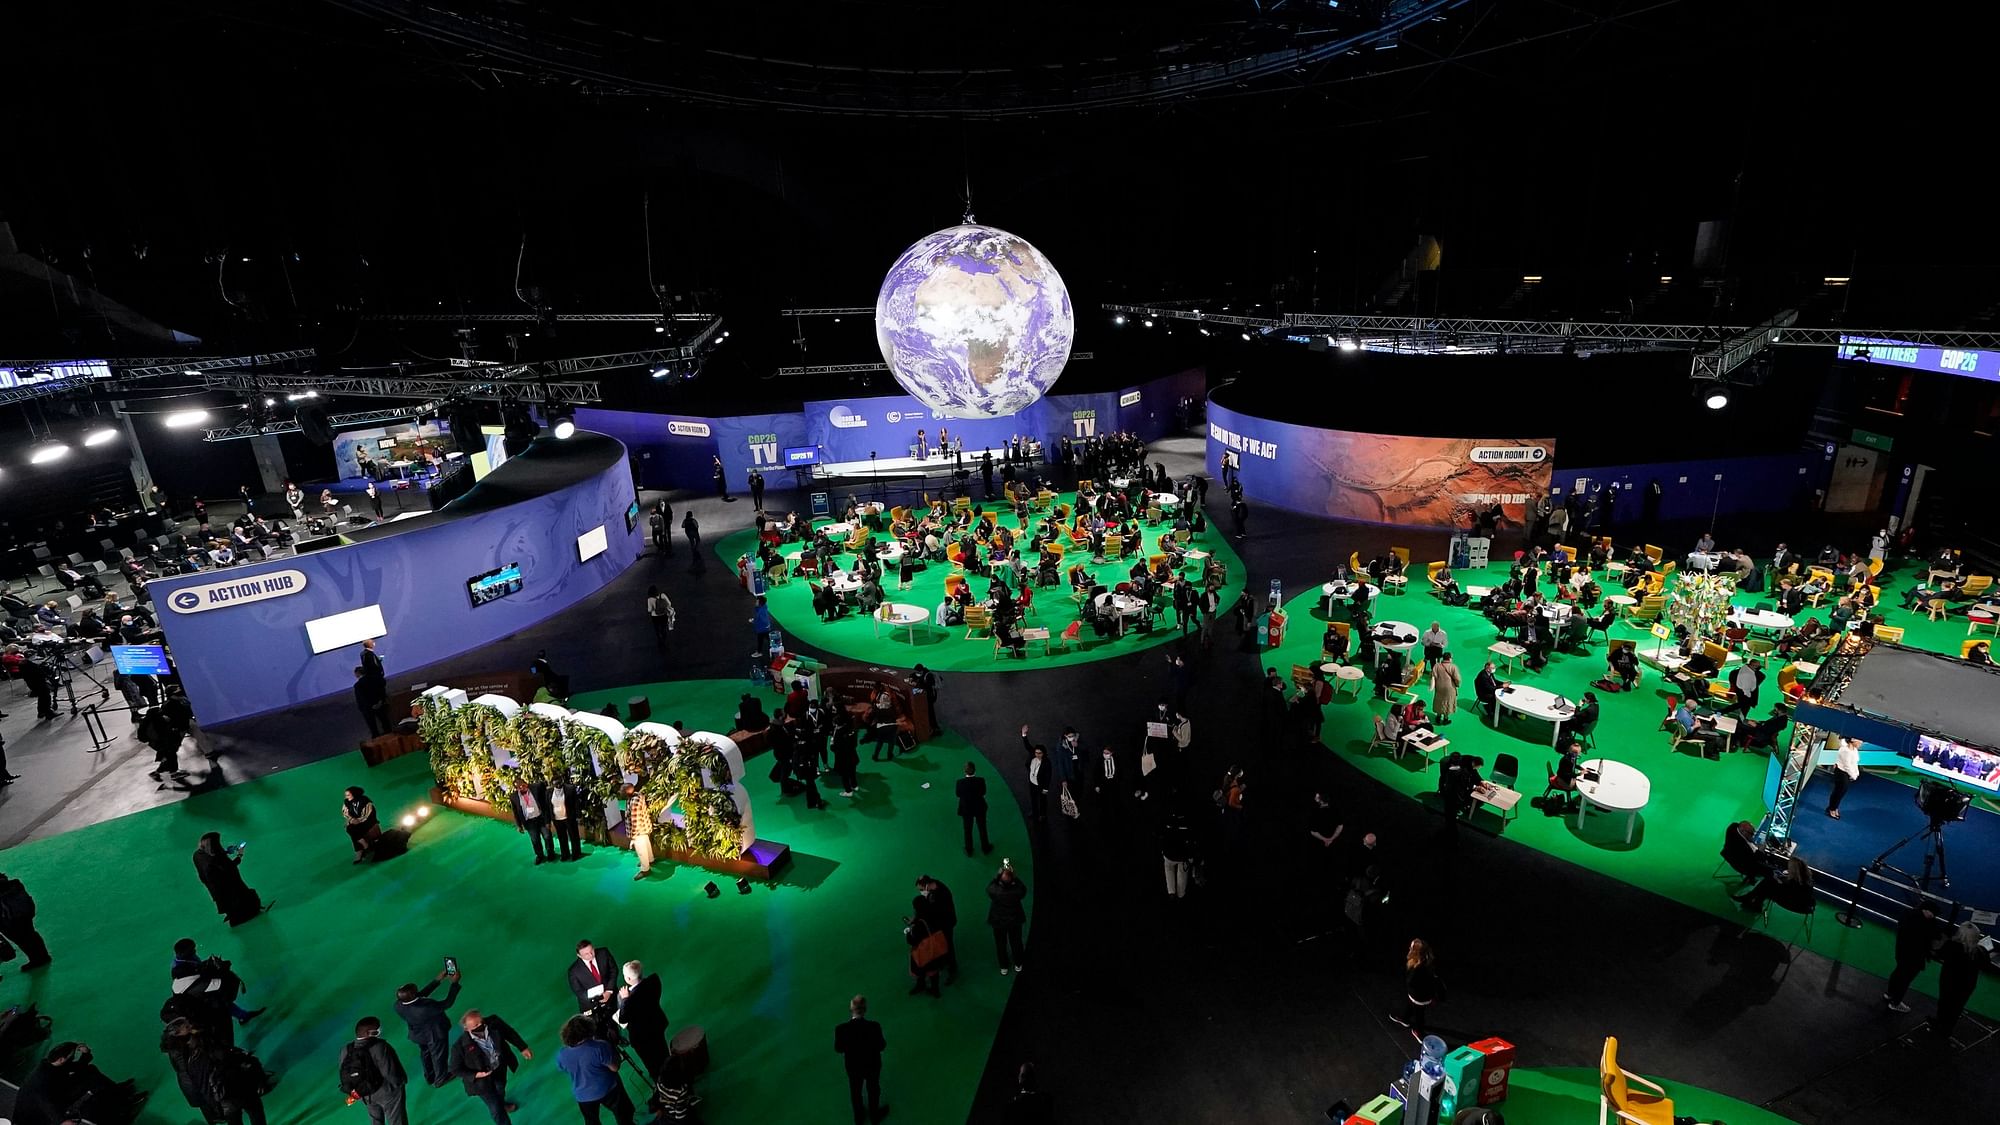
[417,698,473,798]
[511,709,566,785]
[667,738,744,858]
[565,724,621,809]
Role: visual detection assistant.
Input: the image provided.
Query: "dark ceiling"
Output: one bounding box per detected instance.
[1,0,1989,405]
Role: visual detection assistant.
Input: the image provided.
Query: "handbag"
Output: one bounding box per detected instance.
[1059,788,1080,819]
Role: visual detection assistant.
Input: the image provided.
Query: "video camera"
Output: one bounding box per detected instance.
[1918,779,1971,827]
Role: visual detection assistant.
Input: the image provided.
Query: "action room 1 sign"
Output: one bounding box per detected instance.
[165,569,310,614]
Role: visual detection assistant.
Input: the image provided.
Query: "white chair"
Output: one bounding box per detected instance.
[1367,715,1400,756]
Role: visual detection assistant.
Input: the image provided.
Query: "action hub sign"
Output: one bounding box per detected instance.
[165,569,310,614]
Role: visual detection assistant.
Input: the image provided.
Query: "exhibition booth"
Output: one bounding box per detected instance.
[578,367,1205,490]
[150,432,644,725]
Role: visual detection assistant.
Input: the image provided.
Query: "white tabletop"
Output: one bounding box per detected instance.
[1793,661,1821,678]
[858,502,885,515]
[822,522,855,537]
[1495,684,1576,723]
[1155,495,1180,508]
[1729,608,1795,630]
[1324,663,1366,681]
[1094,592,1148,616]
[1466,585,1494,598]
[877,543,906,560]
[826,571,864,592]
[877,603,928,627]
[1606,594,1637,606]
[1687,552,1722,571]
[1323,581,1381,600]
[1576,759,1651,813]
[1109,477,1133,489]
[1489,641,1526,661]
[1538,602,1575,622]
[1372,621,1420,649]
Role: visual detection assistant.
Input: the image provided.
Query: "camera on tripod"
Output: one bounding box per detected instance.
[1918,780,1971,828]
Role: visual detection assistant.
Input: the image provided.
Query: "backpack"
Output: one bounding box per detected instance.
[339,1040,384,1098]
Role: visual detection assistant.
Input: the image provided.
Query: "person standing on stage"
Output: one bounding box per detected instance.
[621,785,655,881]
[508,779,554,865]
[833,995,887,1125]
[393,968,462,1087]
[450,1010,531,1125]
[366,480,384,519]
[712,455,731,500]
[749,467,766,512]
[568,940,620,1015]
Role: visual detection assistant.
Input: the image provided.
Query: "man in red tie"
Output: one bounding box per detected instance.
[566,940,620,1015]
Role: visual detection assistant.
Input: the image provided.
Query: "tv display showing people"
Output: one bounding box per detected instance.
[467,562,524,608]
[1909,733,2000,792]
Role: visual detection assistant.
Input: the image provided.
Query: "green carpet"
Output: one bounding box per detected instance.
[713,492,1247,672]
[0,679,1030,1124]
[1270,557,2000,1019]
[1502,1066,1798,1124]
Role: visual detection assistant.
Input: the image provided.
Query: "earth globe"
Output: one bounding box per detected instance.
[875,224,1074,419]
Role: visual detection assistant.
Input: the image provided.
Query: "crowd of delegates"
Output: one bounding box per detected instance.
[738,473,1221,656]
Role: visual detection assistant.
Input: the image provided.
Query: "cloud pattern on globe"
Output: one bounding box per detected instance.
[875,224,1074,419]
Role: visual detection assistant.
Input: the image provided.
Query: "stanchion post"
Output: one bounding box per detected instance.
[1837,865,1871,929]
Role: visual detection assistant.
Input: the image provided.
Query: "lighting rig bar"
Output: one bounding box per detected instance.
[1691,310,1799,383]
[201,403,439,443]
[1104,303,2000,351]
[780,307,874,317]
[776,352,1093,378]
[203,372,604,404]
[364,313,714,323]
[0,349,320,407]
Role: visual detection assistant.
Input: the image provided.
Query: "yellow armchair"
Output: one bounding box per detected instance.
[1390,546,1410,567]
[1600,1037,1675,1125]
[1962,639,1990,660]
[1643,544,1664,565]
[1873,625,1906,644]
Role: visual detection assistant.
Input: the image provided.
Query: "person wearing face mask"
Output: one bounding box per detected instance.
[912,875,959,986]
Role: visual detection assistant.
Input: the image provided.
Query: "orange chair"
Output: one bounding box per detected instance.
[944,574,967,600]
[1599,1037,1674,1125]
[1049,619,1083,654]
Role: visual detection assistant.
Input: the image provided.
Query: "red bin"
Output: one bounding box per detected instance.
[1469,1037,1516,1105]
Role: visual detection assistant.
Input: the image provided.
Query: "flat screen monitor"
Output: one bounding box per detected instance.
[577,525,608,562]
[467,562,523,608]
[624,499,641,534]
[783,445,819,467]
[377,437,397,450]
[304,604,387,655]
[293,534,344,554]
[111,643,172,676]
[1910,733,2000,793]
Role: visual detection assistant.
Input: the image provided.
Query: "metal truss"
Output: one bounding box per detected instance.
[1763,632,1870,845]
[204,371,603,404]
[0,349,320,407]
[363,313,714,323]
[201,403,437,443]
[1691,311,1798,383]
[121,349,319,379]
[774,351,1093,377]
[1103,303,2000,351]
[779,307,874,318]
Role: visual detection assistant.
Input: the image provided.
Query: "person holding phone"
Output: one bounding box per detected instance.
[192,832,265,926]
[394,967,463,1087]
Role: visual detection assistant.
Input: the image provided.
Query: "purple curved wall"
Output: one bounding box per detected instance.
[151,435,643,725]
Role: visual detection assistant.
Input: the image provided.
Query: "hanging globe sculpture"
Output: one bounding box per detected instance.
[875,224,1074,419]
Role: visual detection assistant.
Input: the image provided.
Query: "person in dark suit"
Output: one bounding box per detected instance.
[507,781,554,865]
[614,960,670,1079]
[955,763,991,856]
[1088,744,1126,816]
[547,775,585,862]
[1474,662,1501,724]
[833,995,887,1124]
[1024,743,1049,822]
[394,969,462,1086]
[1884,903,1941,1012]
[567,940,620,1014]
[451,1010,530,1125]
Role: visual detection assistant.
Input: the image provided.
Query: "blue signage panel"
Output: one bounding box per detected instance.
[1836,335,1997,383]
[111,644,172,676]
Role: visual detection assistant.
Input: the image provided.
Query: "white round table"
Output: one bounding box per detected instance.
[877,542,906,562]
[1370,620,1419,665]
[821,522,855,538]
[1606,594,1637,607]
[1493,683,1576,745]
[1729,608,1795,632]
[1575,758,1652,843]
[875,603,929,644]
[1094,592,1148,635]
[1323,581,1381,614]
[1323,663,1367,698]
[1155,494,1180,510]
[825,571,864,595]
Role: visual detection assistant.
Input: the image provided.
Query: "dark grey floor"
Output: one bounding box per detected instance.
[4,434,1990,1124]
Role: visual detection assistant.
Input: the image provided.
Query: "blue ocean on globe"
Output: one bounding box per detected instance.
[875,224,1074,419]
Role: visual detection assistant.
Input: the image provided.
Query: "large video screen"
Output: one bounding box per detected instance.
[1837,336,1998,384]
[305,605,387,655]
[1910,733,2000,793]
[1206,402,1555,529]
[466,562,523,608]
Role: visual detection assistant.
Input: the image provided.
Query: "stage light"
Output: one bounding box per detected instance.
[29,439,70,464]
[1659,276,1673,283]
[1143,319,1154,328]
[183,369,201,376]
[554,418,576,439]
[164,409,209,428]
[1239,332,1251,341]
[1325,336,1335,346]
[401,814,416,828]
[1198,327,1210,336]
[418,806,430,818]
[736,877,753,895]
[722,330,730,338]
[1698,382,1730,410]
[1522,275,1543,284]
[833,317,842,323]
[1339,337,1359,352]
[82,427,119,447]
[652,366,670,379]
[263,397,276,407]
[704,881,721,899]
[654,321,666,333]
[1113,314,1125,325]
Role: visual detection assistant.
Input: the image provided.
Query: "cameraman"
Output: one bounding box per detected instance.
[13,1041,146,1125]
[15,638,60,720]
